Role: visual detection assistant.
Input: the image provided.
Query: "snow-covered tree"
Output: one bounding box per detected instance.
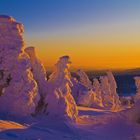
[25,46,47,97]
[92,78,103,107]
[0,15,40,116]
[100,76,112,109]
[106,71,121,110]
[76,69,92,89]
[25,46,48,114]
[44,56,78,121]
[99,71,121,110]
[73,69,103,108]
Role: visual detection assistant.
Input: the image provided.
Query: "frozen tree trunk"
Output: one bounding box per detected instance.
[0,15,40,117]
[44,56,78,121]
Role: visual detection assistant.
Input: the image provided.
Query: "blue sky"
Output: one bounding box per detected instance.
[1,0,140,33]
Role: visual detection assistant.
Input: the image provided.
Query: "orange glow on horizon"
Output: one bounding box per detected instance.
[28,40,140,70]
[26,21,140,70]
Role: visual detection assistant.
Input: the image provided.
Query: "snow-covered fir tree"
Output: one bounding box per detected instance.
[44,56,78,121]
[0,15,40,116]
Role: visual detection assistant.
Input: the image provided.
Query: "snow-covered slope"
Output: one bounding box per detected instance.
[0,107,140,140]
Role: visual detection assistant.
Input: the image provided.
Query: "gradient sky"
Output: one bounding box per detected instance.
[1,0,140,70]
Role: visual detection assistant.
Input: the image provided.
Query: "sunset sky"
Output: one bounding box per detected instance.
[1,0,140,70]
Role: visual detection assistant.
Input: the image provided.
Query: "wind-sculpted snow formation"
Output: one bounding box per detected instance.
[0,15,40,116]
[44,56,78,121]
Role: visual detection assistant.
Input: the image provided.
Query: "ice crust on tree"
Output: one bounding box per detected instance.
[0,15,40,116]
[44,56,78,121]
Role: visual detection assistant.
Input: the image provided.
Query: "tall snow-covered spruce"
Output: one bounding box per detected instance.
[25,46,48,114]
[0,15,40,116]
[44,56,78,121]
[25,46,47,98]
[99,71,121,110]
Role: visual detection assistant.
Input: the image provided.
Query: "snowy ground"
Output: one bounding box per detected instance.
[0,107,140,140]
